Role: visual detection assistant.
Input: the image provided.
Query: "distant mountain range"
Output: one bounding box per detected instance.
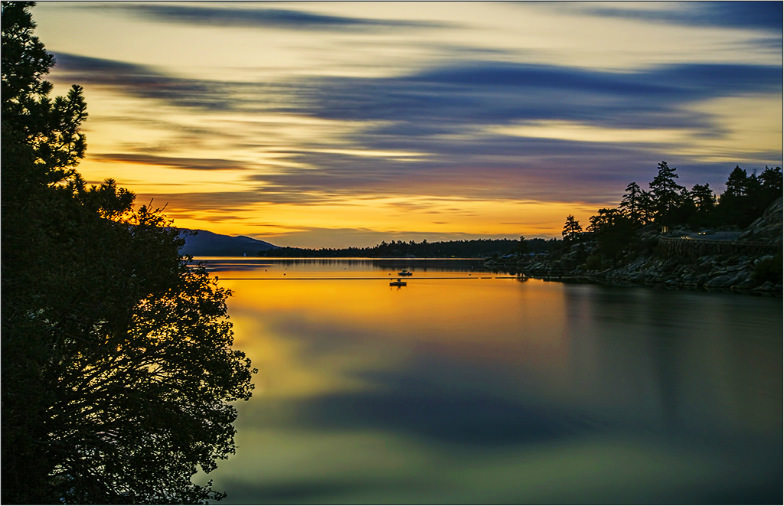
[178,229,278,256]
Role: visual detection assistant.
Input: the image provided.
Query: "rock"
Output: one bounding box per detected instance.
[739,197,783,242]
[704,271,745,289]
[754,254,775,265]
[751,281,780,295]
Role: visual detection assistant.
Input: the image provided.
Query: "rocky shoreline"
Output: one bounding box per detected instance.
[494,253,782,296]
[487,199,783,297]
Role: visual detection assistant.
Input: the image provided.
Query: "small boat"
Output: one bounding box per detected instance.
[389,278,407,287]
[398,270,413,276]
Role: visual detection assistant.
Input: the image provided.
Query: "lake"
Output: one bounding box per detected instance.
[195,258,782,504]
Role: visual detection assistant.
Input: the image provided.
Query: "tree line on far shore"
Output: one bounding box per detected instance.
[258,238,551,258]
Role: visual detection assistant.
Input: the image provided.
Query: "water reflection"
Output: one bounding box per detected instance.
[195,257,490,276]
[199,260,782,504]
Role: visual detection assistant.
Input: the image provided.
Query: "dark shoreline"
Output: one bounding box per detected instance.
[485,257,782,297]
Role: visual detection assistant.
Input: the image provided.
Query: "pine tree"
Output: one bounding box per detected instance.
[2,4,255,502]
[648,161,685,225]
[619,181,643,226]
[562,215,583,242]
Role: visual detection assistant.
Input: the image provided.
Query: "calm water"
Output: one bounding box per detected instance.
[196,258,782,504]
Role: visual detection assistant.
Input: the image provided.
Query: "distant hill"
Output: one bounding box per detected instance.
[178,229,278,257]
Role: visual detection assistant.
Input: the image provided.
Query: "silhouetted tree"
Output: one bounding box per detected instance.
[619,181,644,226]
[562,215,583,242]
[557,161,780,273]
[587,208,622,232]
[587,208,634,259]
[648,161,685,225]
[688,183,716,226]
[756,166,782,200]
[517,235,528,255]
[723,165,751,199]
[748,166,782,218]
[718,165,761,226]
[690,183,715,213]
[636,189,655,225]
[671,186,697,224]
[2,3,255,503]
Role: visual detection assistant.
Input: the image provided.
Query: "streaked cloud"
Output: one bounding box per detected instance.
[91,153,249,171]
[492,122,696,145]
[35,2,782,247]
[294,61,780,130]
[98,3,449,31]
[571,2,783,31]
[53,53,240,111]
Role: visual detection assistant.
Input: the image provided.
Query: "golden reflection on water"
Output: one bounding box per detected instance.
[225,274,571,400]
[197,262,782,504]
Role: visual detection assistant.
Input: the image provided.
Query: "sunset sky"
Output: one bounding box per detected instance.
[34,2,782,248]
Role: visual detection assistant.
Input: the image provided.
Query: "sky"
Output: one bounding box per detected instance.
[33,2,783,248]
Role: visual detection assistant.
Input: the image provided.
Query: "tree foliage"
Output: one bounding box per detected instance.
[587,208,634,259]
[648,161,686,225]
[558,161,782,268]
[619,181,645,226]
[718,165,782,227]
[690,183,715,213]
[2,3,255,503]
[561,215,583,242]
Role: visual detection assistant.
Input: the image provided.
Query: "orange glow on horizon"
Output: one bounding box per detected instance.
[133,190,600,247]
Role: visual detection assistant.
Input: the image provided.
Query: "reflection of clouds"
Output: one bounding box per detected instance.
[224,276,572,402]
[250,372,591,447]
[212,427,756,504]
[201,267,783,504]
[217,476,412,505]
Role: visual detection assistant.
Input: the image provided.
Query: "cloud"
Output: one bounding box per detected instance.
[51,53,239,111]
[53,51,780,134]
[248,142,653,203]
[54,49,780,210]
[297,61,780,129]
[574,2,783,32]
[138,190,269,214]
[270,59,780,196]
[92,153,248,171]
[102,4,448,31]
